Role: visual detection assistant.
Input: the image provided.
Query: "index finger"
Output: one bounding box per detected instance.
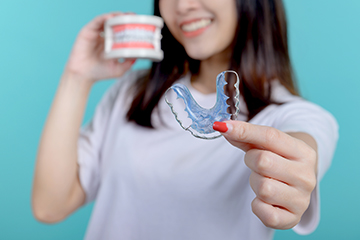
[86,12,123,31]
[214,120,306,160]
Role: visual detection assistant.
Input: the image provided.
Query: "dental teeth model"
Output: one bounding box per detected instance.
[165,71,240,140]
[104,15,164,61]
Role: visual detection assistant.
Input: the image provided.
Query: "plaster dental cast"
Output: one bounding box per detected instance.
[32,0,339,240]
[104,14,164,61]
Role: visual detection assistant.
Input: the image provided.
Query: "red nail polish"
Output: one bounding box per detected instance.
[213,121,228,133]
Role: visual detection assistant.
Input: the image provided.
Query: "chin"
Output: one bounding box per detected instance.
[185,48,212,61]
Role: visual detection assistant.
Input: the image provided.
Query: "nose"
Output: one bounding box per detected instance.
[176,0,200,15]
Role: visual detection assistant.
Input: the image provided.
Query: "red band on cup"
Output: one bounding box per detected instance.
[112,24,156,33]
[112,42,155,49]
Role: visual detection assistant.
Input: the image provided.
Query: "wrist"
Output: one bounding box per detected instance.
[61,69,95,90]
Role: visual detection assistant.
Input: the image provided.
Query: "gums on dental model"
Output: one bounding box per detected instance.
[104,15,164,61]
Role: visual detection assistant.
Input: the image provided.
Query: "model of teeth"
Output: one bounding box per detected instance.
[181,19,212,32]
[114,29,155,45]
[104,15,164,61]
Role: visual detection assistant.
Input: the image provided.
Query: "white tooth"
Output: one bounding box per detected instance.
[181,19,211,32]
[114,29,154,43]
[195,21,201,29]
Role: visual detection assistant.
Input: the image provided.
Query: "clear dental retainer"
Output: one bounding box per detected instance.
[165,70,240,140]
[104,15,164,62]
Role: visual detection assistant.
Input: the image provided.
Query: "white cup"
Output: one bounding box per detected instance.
[104,15,164,62]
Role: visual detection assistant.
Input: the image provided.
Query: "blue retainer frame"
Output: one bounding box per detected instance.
[165,70,240,140]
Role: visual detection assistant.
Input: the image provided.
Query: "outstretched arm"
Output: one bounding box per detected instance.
[213,120,317,229]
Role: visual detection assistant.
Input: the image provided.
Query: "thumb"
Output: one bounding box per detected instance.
[213,120,265,152]
[111,58,136,77]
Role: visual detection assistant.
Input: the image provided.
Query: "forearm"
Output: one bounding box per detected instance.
[32,71,93,222]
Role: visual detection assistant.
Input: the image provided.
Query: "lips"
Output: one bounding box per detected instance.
[180,18,213,38]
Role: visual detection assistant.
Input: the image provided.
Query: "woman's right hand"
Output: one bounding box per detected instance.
[64,12,136,83]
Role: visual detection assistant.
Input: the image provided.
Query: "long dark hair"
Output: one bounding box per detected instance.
[127,0,299,127]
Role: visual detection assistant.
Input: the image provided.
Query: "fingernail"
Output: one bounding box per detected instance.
[213,121,232,133]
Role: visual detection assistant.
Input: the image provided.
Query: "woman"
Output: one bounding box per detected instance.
[32,0,338,239]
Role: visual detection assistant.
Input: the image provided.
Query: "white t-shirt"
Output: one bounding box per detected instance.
[77,70,338,240]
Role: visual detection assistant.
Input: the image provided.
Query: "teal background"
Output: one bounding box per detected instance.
[0,0,359,239]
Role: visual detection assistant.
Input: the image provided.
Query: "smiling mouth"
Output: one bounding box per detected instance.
[180,19,212,37]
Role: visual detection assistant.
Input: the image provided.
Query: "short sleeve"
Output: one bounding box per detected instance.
[77,70,143,204]
[77,79,123,204]
[274,101,339,235]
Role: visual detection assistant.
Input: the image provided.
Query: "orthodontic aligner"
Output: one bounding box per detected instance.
[165,70,240,140]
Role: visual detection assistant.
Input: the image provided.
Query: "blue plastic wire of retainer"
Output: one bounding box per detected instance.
[164,70,240,140]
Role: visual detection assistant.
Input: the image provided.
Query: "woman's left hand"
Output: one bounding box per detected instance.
[213,120,318,229]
